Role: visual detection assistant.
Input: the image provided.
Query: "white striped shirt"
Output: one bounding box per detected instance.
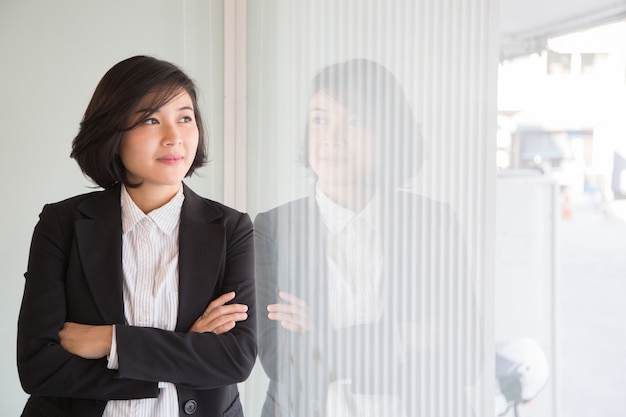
[104,185,183,417]
[315,186,405,417]
[315,186,384,328]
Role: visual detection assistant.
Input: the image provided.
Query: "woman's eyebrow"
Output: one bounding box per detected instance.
[135,105,194,114]
[135,107,158,115]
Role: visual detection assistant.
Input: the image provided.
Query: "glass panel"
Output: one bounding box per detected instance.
[244,1,493,416]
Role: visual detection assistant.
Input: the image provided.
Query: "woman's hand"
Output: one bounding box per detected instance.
[267,291,311,333]
[59,323,113,359]
[190,291,249,335]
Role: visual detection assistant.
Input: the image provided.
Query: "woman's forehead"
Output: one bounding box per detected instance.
[309,91,349,112]
[135,87,192,111]
[309,91,378,123]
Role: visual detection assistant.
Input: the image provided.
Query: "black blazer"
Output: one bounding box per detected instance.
[17,184,257,417]
[254,192,479,417]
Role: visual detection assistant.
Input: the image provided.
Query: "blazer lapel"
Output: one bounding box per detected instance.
[176,184,225,331]
[292,196,329,325]
[74,186,126,324]
[73,184,226,329]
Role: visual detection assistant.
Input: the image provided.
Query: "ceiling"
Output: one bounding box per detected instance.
[499,0,626,59]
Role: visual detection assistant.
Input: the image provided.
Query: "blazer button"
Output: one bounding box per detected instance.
[184,399,198,414]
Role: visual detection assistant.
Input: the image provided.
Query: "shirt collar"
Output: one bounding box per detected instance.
[121,185,184,235]
[315,183,379,234]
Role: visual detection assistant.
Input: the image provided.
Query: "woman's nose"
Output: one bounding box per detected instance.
[323,122,345,145]
[161,123,182,147]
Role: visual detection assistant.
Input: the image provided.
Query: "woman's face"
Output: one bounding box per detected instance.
[307,91,378,190]
[119,90,199,192]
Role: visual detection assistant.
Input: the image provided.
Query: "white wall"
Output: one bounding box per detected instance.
[0,1,220,413]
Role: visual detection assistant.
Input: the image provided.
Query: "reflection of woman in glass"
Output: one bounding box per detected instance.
[17,56,256,417]
[255,59,477,417]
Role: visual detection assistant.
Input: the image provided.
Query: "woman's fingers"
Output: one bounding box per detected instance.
[280,320,306,333]
[267,302,306,315]
[195,313,246,334]
[267,291,311,333]
[206,291,236,310]
[209,308,248,328]
[203,303,248,323]
[278,291,307,306]
[267,308,309,332]
[189,292,249,334]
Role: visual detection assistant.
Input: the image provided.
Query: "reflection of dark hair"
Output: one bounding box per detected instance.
[71,55,208,189]
[304,58,422,187]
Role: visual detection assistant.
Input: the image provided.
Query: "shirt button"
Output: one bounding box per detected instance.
[184,399,198,414]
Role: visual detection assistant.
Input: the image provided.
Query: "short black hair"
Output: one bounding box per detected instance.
[71,55,208,188]
[304,58,422,188]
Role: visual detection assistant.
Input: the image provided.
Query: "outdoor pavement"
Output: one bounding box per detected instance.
[558,197,626,417]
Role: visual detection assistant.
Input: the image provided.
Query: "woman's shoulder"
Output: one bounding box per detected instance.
[257,196,311,216]
[33,188,119,230]
[182,184,251,228]
[253,196,314,226]
[45,189,107,209]
[40,187,116,216]
[390,192,464,245]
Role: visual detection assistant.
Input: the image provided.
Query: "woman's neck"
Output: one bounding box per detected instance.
[125,183,182,214]
[317,182,375,212]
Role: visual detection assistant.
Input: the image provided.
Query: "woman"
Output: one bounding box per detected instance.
[255,59,478,417]
[17,56,256,417]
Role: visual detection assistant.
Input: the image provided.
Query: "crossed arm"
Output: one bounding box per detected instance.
[59,291,249,359]
[18,203,256,399]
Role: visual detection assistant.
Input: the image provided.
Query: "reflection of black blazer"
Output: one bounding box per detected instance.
[18,184,257,417]
[255,192,479,417]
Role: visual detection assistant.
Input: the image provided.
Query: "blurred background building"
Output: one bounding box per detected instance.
[498,21,626,205]
[495,3,626,416]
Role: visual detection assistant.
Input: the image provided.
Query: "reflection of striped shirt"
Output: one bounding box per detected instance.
[316,186,405,417]
[104,185,183,417]
[315,185,383,328]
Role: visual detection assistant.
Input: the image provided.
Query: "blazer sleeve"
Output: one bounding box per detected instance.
[17,203,159,400]
[113,211,257,390]
[254,205,334,403]
[253,209,282,380]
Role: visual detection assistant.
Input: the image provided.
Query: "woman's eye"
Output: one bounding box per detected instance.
[310,116,328,125]
[180,115,194,123]
[348,118,363,127]
[143,118,159,125]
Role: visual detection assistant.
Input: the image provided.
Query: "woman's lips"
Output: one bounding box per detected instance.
[158,154,184,165]
[319,155,348,164]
